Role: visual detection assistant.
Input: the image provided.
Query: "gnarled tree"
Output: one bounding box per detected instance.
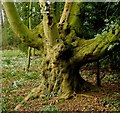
[3,0,120,110]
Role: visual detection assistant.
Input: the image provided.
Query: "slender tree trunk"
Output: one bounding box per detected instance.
[26,1,32,71]
[1,8,4,28]
[96,61,101,87]
[31,48,35,56]
[26,47,31,71]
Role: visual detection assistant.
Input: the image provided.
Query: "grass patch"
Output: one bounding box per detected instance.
[103,74,119,83]
[2,49,26,58]
[13,97,24,103]
[43,106,60,112]
[103,100,120,106]
[2,49,41,111]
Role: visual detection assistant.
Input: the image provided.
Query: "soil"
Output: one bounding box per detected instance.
[5,71,120,112]
[2,55,120,112]
[16,82,119,112]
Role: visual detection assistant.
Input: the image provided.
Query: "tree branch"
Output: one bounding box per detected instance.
[68,2,82,31]
[3,2,42,49]
[59,2,83,39]
[58,1,72,26]
[72,24,120,64]
[39,1,59,47]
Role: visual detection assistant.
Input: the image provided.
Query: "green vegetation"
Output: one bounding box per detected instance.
[2,49,25,58]
[1,49,119,111]
[42,106,60,112]
[1,50,41,111]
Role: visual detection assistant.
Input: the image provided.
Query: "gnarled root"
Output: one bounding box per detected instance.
[14,85,42,110]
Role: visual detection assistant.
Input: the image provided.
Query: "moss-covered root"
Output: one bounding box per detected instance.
[14,85,42,110]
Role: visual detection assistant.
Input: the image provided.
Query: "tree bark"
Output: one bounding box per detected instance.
[58,1,72,26]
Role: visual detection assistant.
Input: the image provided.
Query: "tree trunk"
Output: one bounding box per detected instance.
[32,2,91,99]
[39,42,92,99]
[26,1,32,71]
[26,47,31,71]
[31,48,35,56]
[96,61,101,87]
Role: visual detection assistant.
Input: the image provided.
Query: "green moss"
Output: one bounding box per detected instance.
[72,41,79,47]
[68,3,82,30]
[58,98,65,103]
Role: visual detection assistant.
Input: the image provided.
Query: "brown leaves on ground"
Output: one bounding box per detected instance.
[3,77,119,112]
[2,54,120,112]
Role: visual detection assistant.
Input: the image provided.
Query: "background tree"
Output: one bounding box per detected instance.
[3,1,120,110]
[26,0,32,71]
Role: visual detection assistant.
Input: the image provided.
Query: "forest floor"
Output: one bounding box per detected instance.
[1,49,120,112]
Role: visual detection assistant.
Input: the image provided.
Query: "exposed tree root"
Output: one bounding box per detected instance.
[14,77,95,110]
[14,85,42,110]
[14,85,72,110]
